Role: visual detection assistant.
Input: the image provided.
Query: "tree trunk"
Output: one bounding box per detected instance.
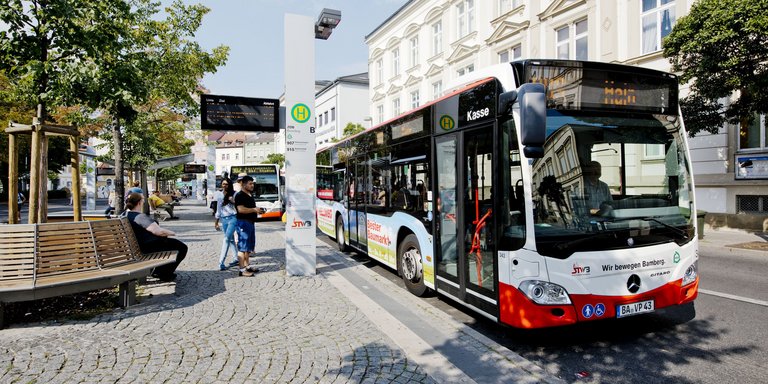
[112,119,125,214]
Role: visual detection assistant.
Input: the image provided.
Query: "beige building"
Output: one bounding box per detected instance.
[365,0,767,219]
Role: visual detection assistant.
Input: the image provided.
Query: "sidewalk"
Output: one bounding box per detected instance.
[0,201,562,383]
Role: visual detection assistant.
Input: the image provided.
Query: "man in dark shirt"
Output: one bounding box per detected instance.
[234,176,263,277]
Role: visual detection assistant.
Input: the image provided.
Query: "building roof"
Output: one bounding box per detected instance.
[316,72,369,97]
[365,0,416,41]
[216,132,246,148]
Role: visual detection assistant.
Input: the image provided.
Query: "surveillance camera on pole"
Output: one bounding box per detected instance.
[315,8,341,40]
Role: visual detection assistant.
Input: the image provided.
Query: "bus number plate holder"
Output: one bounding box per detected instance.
[616,299,654,318]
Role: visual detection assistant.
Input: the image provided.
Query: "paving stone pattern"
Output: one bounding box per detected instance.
[0,203,437,383]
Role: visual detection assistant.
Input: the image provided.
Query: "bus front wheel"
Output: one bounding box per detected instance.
[398,234,427,296]
[336,216,348,252]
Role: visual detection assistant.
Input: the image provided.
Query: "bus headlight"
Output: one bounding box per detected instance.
[519,280,571,305]
[682,261,698,286]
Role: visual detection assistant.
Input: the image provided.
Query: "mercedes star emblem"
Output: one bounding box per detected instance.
[627,274,641,293]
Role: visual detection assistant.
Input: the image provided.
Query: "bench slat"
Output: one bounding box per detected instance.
[0,225,36,285]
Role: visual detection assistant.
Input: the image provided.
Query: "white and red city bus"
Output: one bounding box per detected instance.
[316,60,699,328]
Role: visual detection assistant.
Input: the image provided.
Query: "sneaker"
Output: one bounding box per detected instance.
[219,265,227,271]
[228,261,239,267]
[238,270,255,277]
[246,266,260,273]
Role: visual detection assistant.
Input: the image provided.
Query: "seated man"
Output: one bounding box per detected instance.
[149,190,178,219]
[582,161,612,215]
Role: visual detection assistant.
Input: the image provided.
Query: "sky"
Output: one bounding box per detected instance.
[178,0,407,99]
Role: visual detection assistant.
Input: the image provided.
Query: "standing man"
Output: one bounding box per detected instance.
[234,176,263,277]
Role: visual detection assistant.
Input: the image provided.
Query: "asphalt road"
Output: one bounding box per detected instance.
[3,201,765,383]
[315,227,768,384]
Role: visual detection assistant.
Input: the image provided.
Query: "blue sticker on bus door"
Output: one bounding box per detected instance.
[582,304,595,319]
[595,303,605,317]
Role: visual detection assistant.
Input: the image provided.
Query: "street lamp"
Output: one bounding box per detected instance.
[315,8,341,40]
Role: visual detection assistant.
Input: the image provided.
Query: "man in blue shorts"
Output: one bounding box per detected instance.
[234,176,263,277]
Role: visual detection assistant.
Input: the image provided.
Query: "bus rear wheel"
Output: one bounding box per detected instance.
[336,216,348,252]
[398,234,427,296]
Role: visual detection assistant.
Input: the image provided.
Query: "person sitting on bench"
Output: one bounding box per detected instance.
[149,190,178,219]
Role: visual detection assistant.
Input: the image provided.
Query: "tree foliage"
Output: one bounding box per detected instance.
[664,0,768,136]
[263,153,285,169]
[342,122,365,138]
[1,0,228,212]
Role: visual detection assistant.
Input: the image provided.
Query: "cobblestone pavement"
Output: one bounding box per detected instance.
[0,202,438,383]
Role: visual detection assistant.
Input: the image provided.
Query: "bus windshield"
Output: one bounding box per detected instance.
[530,110,694,258]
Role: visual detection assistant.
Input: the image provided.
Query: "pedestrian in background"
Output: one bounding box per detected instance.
[126,180,143,198]
[104,190,116,218]
[214,178,239,271]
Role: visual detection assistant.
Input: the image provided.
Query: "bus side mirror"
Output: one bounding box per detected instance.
[498,90,517,116]
[518,83,546,158]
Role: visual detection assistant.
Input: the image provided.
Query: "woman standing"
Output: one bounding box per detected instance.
[123,193,187,282]
[214,178,239,271]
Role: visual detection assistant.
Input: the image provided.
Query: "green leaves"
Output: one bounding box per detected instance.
[664,0,768,136]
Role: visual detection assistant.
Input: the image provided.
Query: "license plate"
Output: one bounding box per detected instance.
[616,300,655,318]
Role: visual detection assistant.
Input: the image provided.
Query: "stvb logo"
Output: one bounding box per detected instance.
[627,274,641,293]
[291,218,312,228]
[571,263,591,276]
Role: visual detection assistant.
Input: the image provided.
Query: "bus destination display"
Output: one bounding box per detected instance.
[524,63,678,114]
[202,94,279,132]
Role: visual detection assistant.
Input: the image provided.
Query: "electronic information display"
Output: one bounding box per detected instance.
[201,94,279,132]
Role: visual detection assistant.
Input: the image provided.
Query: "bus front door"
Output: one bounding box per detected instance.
[435,127,498,318]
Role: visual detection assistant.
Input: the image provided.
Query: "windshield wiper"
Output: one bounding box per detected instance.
[642,217,689,240]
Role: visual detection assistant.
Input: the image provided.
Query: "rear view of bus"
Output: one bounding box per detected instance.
[502,60,699,328]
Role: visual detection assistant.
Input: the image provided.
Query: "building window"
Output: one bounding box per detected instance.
[235,153,239,160]
[323,111,328,125]
[457,0,475,39]
[410,90,420,109]
[226,154,230,160]
[377,105,384,123]
[432,81,443,99]
[642,0,676,54]
[331,107,336,122]
[376,58,383,85]
[432,21,442,56]
[556,19,588,60]
[737,195,768,214]
[393,98,401,116]
[498,45,521,63]
[409,36,419,67]
[457,63,474,77]
[499,0,521,15]
[392,48,400,76]
[740,114,767,150]
[645,144,665,158]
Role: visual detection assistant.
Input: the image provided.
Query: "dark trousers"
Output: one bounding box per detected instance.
[140,237,188,277]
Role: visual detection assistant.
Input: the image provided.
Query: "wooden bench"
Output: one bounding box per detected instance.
[0,219,177,328]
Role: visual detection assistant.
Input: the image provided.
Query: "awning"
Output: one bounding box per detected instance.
[148,153,195,170]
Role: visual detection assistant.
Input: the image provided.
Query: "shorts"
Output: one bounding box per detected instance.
[236,219,256,253]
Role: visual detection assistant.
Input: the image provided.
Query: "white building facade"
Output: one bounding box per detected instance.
[314,73,370,146]
[365,0,767,217]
